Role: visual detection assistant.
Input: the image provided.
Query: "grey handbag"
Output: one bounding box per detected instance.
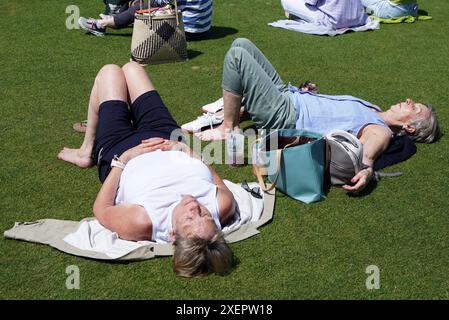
[325,129,364,185]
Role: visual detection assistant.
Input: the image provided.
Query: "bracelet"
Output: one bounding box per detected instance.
[110,155,126,170]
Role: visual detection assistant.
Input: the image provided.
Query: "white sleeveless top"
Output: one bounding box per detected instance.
[114,150,221,243]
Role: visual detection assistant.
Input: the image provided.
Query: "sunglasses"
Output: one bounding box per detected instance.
[241,180,262,199]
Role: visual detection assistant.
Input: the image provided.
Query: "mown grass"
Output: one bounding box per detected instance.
[0,0,448,299]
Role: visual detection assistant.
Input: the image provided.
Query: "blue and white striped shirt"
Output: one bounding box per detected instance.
[178,0,213,33]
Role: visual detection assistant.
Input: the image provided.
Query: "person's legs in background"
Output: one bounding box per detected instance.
[103,0,131,15]
[78,0,140,36]
[79,0,215,39]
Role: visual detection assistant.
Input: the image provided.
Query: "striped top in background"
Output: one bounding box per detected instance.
[178,0,213,33]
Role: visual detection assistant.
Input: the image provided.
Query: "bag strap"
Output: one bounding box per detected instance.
[373,171,402,182]
[253,136,300,192]
[174,0,179,25]
[253,150,280,192]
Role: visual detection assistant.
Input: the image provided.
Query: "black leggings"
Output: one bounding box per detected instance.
[113,1,169,28]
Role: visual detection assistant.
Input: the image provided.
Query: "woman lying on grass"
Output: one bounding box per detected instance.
[57,62,235,277]
[196,38,440,193]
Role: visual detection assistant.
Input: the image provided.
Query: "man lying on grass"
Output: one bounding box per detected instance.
[58,62,235,277]
[196,38,440,193]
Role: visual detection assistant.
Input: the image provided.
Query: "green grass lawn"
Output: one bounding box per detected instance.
[1,0,448,299]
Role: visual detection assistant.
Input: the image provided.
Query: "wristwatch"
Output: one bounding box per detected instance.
[110,155,126,170]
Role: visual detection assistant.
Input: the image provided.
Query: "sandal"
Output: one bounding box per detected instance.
[73,120,88,133]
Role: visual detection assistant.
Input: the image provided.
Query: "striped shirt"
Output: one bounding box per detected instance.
[305,0,369,29]
[140,0,212,33]
[178,0,212,33]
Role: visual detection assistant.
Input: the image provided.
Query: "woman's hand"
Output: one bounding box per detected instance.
[157,140,201,160]
[119,137,166,163]
[342,167,374,193]
[158,140,186,152]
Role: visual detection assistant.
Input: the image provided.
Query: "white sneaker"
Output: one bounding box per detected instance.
[200,97,247,116]
[181,112,224,133]
[201,97,224,114]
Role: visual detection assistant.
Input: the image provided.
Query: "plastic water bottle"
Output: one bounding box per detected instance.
[226,132,245,167]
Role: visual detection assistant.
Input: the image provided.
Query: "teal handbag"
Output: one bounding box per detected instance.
[253,129,325,204]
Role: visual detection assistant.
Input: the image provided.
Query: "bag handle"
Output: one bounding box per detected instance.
[253,149,280,192]
[253,136,300,192]
[139,0,180,25]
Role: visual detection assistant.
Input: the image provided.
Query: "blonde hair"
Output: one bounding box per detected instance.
[172,232,234,278]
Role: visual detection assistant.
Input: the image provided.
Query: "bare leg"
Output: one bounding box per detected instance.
[121,61,155,103]
[58,64,128,167]
[195,90,242,141]
[197,38,293,140]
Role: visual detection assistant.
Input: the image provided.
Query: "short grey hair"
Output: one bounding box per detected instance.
[409,104,441,143]
[172,232,234,277]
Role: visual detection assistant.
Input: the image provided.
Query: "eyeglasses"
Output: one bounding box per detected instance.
[241,180,262,199]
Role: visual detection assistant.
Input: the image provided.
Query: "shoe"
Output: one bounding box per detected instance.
[201,97,247,116]
[181,113,224,133]
[78,17,105,36]
[201,97,224,114]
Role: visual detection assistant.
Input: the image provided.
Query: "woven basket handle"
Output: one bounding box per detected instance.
[140,0,180,25]
[174,0,179,26]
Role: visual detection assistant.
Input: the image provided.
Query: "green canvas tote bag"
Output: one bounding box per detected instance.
[253,129,325,204]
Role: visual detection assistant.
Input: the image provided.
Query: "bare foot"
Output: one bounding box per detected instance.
[195,124,230,141]
[194,125,229,141]
[57,147,93,168]
[195,125,244,141]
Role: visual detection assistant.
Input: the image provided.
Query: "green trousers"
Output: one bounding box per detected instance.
[222,38,296,129]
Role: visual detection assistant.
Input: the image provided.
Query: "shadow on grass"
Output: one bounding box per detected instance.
[187,49,203,60]
[105,25,238,41]
[323,170,378,198]
[76,251,241,278]
[418,9,429,16]
[132,49,203,64]
[187,26,239,42]
[105,32,133,37]
[231,255,241,274]
[346,179,378,198]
